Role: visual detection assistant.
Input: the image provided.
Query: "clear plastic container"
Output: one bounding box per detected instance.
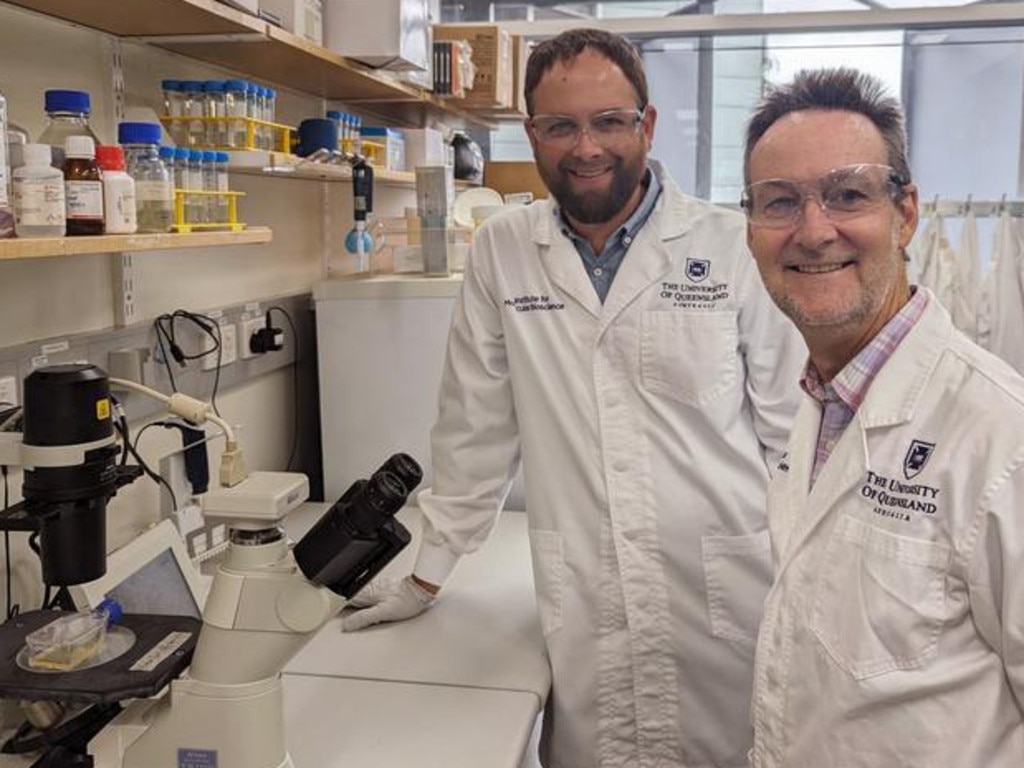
[202,150,218,224]
[118,122,173,233]
[7,120,30,172]
[161,79,187,146]
[186,149,205,224]
[215,151,230,224]
[12,143,65,238]
[224,80,249,149]
[0,87,14,238]
[25,599,122,671]
[38,89,100,169]
[181,80,206,148]
[203,80,226,147]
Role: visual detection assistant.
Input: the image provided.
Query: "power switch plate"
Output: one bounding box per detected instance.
[202,323,238,371]
[0,376,17,407]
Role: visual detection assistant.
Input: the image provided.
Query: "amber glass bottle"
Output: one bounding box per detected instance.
[63,135,104,236]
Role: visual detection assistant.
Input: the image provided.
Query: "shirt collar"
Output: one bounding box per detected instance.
[800,287,930,411]
[555,166,661,251]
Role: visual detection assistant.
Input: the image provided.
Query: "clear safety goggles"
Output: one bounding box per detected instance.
[741,163,907,229]
[528,107,647,150]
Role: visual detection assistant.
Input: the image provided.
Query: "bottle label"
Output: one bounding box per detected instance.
[65,180,103,219]
[14,179,66,226]
[104,180,137,231]
[135,180,174,203]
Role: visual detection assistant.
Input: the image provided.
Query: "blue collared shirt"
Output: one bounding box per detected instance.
[555,167,662,303]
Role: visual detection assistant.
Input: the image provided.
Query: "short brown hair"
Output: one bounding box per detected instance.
[744,67,911,187]
[524,28,648,116]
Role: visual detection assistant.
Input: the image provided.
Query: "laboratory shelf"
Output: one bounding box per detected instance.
[2,0,497,130]
[226,150,481,188]
[3,0,262,37]
[0,227,273,262]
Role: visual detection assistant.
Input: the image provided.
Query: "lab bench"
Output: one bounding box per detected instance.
[0,504,549,768]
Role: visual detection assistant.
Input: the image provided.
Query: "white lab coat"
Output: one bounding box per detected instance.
[751,291,1024,768]
[414,162,806,768]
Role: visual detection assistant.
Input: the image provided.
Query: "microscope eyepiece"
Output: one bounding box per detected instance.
[376,453,423,496]
[293,453,423,598]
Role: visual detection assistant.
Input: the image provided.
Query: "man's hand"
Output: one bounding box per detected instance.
[341,575,439,632]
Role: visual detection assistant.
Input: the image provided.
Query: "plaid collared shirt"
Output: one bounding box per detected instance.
[801,288,929,486]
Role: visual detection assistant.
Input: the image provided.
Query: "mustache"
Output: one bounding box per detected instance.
[558,157,619,174]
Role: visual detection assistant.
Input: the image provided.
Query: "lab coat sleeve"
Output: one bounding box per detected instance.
[734,243,806,470]
[413,229,521,587]
[964,462,1024,712]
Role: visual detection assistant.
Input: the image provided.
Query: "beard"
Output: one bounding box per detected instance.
[539,152,647,225]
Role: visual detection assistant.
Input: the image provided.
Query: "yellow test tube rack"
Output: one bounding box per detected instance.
[172,189,247,233]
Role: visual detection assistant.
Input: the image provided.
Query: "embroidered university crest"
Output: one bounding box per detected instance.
[903,440,936,480]
[685,258,710,283]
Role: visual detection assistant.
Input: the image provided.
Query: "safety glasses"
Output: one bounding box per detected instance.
[528,107,647,150]
[742,163,907,229]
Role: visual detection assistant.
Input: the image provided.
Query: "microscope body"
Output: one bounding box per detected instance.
[93,455,423,768]
[115,524,343,768]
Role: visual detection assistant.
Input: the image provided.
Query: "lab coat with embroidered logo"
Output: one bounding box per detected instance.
[752,290,1024,768]
[413,162,806,768]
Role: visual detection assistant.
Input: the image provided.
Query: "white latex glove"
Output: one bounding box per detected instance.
[340,575,436,632]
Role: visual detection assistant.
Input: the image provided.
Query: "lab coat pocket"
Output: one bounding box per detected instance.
[528,529,564,637]
[701,529,773,647]
[641,310,738,407]
[810,515,949,680]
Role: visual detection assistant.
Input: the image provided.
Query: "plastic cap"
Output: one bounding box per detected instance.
[188,149,203,161]
[174,148,190,160]
[216,152,230,163]
[44,89,91,115]
[202,150,217,162]
[158,146,175,160]
[97,597,123,625]
[225,79,248,92]
[161,79,182,91]
[64,135,96,159]
[203,80,225,92]
[327,110,344,121]
[95,144,126,171]
[118,122,162,146]
[22,143,53,166]
[181,80,205,92]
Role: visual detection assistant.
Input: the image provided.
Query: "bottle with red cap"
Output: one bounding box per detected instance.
[96,144,136,235]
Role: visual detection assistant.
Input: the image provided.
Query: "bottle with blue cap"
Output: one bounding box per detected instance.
[224,80,249,149]
[118,122,173,233]
[203,81,227,147]
[39,89,100,168]
[161,80,186,146]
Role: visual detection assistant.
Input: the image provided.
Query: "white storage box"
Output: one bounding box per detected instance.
[402,127,446,171]
[361,127,406,171]
[323,0,429,71]
[260,0,323,45]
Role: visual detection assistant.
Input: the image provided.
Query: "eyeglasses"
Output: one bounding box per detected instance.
[741,163,907,229]
[528,107,647,149]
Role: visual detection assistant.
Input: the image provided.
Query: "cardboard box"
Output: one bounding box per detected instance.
[433,24,512,109]
[324,0,430,71]
[260,0,323,45]
[484,160,548,201]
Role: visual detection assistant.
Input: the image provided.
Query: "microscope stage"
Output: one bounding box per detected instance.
[0,610,201,703]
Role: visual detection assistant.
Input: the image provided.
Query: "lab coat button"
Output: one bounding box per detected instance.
[593,267,604,277]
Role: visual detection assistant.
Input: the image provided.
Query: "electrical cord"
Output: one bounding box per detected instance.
[112,418,178,513]
[152,310,224,415]
[2,464,15,620]
[267,305,300,471]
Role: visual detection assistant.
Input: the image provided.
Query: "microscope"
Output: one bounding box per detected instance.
[0,363,423,768]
